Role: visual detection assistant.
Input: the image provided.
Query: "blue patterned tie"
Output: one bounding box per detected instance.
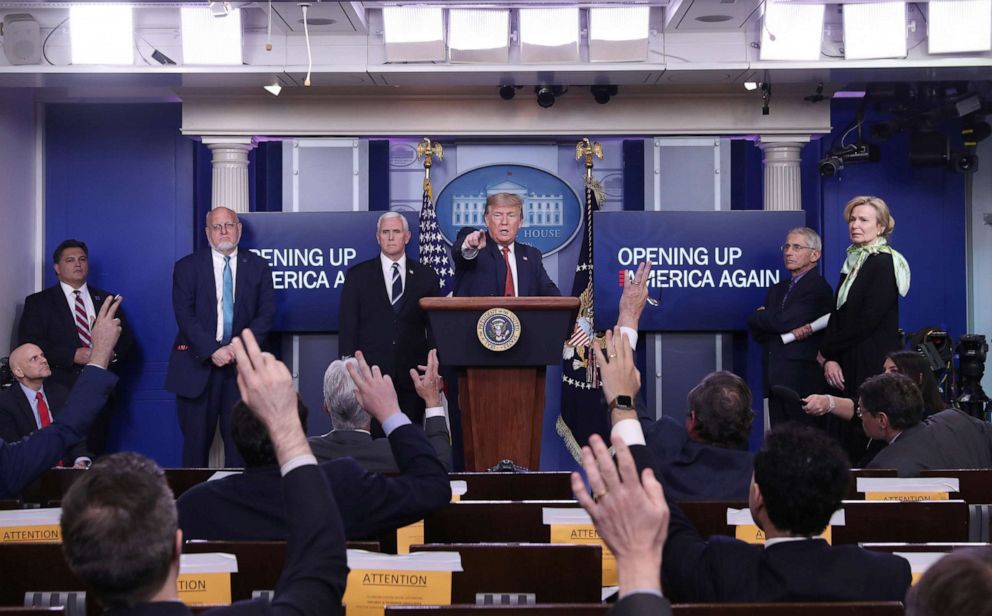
[222,255,234,343]
[391,262,403,311]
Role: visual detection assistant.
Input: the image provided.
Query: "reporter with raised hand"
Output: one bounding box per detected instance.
[572,433,672,616]
[0,295,122,498]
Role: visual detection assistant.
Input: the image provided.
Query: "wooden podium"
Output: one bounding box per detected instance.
[420,297,579,471]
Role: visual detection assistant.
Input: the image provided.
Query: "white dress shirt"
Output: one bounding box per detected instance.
[380,253,407,303]
[60,281,95,326]
[212,248,238,342]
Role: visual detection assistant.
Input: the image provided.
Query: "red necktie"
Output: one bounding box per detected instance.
[36,391,52,428]
[501,246,515,297]
[74,290,92,347]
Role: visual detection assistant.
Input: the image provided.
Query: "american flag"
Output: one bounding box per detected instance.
[418,176,454,295]
[557,176,610,461]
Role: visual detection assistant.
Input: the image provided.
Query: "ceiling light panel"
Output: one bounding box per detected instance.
[759,0,825,61]
[519,7,579,63]
[181,7,243,65]
[928,0,992,54]
[383,6,445,62]
[589,6,650,62]
[449,9,509,63]
[843,1,907,60]
[69,5,134,65]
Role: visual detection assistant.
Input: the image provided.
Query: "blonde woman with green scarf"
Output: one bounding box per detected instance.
[819,195,911,463]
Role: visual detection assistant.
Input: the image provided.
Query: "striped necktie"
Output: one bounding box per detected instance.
[73,290,92,347]
[391,262,403,311]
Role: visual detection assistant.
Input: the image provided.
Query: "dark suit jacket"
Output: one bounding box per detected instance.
[867,408,992,477]
[452,228,560,297]
[109,465,347,616]
[610,593,673,616]
[177,423,451,540]
[0,367,117,498]
[338,257,439,390]
[308,416,453,472]
[0,382,89,462]
[18,284,134,390]
[748,270,833,396]
[644,416,753,502]
[662,505,912,603]
[165,249,275,399]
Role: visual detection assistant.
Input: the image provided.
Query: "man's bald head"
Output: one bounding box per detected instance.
[9,343,51,387]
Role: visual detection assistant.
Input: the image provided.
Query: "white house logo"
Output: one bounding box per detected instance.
[436,165,582,256]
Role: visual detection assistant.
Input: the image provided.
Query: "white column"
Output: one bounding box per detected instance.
[757,136,810,212]
[202,136,257,213]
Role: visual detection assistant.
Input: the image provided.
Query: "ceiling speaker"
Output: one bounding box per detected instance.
[3,14,42,65]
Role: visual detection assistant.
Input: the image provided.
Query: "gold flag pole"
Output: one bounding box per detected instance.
[416,138,443,183]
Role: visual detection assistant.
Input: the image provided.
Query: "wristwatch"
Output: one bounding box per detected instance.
[608,395,634,412]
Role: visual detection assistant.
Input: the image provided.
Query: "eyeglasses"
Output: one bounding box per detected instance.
[780,244,814,253]
[209,222,239,232]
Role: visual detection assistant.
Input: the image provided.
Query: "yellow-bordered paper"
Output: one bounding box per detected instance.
[177,553,238,605]
[344,550,462,616]
[857,477,958,502]
[727,508,845,545]
[0,508,62,543]
[543,508,614,586]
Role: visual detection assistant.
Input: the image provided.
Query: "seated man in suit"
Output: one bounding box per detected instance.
[453,192,560,297]
[0,343,92,468]
[60,329,347,616]
[643,371,755,502]
[309,349,452,472]
[0,296,122,498]
[862,372,992,476]
[177,351,450,541]
[595,327,911,604]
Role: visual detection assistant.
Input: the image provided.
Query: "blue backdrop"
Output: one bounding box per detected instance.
[45,103,193,466]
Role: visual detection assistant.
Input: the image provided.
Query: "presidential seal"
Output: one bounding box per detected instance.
[476,308,521,352]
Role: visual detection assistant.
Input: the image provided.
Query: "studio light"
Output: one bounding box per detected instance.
[264,82,282,96]
[181,7,243,65]
[69,5,134,65]
[928,0,992,54]
[535,85,565,109]
[759,0,825,61]
[744,81,759,91]
[449,9,509,63]
[382,6,445,62]
[591,85,618,104]
[520,8,579,63]
[499,85,517,100]
[843,2,908,60]
[588,6,650,62]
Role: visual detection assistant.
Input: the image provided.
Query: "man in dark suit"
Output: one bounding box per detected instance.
[0,296,122,498]
[595,326,911,605]
[748,227,833,428]
[861,372,992,476]
[0,343,91,467]
[453,192,560,297]
[18,239,134,453]
[177,351,451,541]
[165,207,276,467]
[643,371,755,502]
[339,211,439,425]
[61,329,347,616]
[309,350,452,472]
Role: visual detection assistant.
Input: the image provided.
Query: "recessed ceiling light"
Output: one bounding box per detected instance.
[696,15,733,23]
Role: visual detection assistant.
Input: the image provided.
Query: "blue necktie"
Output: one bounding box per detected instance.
[391,262,403,311]
[781,278,797,309]
[222,256,234,343]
